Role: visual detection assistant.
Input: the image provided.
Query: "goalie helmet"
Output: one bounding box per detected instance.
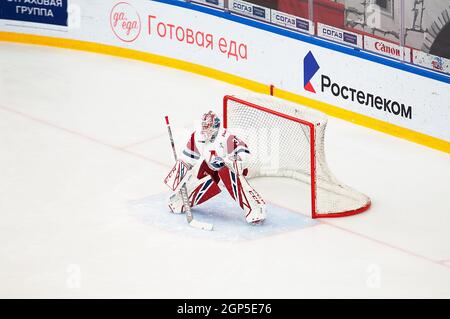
[201,111,220,142]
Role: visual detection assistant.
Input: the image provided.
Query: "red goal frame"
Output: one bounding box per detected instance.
[223,95,371,218]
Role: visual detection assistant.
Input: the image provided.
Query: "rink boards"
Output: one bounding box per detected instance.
[0,0,449,153]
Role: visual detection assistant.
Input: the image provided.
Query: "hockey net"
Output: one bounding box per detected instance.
[223,93,371,218]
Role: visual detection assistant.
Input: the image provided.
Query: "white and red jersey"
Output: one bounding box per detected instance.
[181,128,250,168]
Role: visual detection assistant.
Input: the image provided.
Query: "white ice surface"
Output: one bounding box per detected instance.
[0,42,449,298]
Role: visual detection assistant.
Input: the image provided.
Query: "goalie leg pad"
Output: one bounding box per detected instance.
[190,178,221,207]
[168,177,221,213]
[168,191,185,214]
[218,166,267,224]
[168,161,222,214]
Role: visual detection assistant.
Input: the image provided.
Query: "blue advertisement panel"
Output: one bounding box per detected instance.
[0,0,68,26]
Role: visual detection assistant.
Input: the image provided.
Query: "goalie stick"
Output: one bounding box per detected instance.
[164,116,214,231]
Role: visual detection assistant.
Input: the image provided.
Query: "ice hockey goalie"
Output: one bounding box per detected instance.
[165,111,266,224]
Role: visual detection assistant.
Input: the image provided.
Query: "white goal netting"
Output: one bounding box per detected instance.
[224,93,370,218]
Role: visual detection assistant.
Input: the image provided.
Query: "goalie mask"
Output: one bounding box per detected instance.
[201,111,220,142]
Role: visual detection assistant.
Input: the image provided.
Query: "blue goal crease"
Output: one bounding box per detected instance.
[128,192,319,241]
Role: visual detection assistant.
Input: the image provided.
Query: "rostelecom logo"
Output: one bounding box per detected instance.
[303,51,320,93]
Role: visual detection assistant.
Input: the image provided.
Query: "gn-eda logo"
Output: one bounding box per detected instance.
[303,51,320,93]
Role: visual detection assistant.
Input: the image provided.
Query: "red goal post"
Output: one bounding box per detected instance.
[223,94,371,218]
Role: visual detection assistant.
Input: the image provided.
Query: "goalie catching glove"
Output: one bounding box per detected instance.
[209,156,225,171]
